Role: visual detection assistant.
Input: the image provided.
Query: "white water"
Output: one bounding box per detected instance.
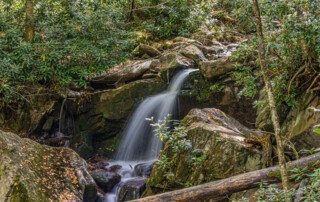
[104,69,197,202]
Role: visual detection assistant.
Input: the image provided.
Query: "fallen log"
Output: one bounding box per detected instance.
[133,152,320,202]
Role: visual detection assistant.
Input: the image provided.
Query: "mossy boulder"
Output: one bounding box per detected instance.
[145,108,270,195]
[0,130,97,202]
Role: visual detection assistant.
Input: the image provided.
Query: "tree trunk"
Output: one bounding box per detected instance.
[128,0,135,21]
[251,0,290,195]
[133,152,320,202]
[24,0,34,42]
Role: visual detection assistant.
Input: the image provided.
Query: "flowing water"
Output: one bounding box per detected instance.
[104,69,197,201]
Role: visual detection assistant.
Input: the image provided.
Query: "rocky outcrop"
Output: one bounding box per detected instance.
[145,108,270,195]
[0,130,97,202]
[178,71,257,128]
[90,59,160,87]
[0,87,58,136]
[200,57,236,79]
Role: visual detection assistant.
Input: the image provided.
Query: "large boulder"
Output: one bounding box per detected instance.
[90,59,159,86]
[145,108,270,195]
[0,130,97,202]
[180,44,207,63]
[200,58,236,79]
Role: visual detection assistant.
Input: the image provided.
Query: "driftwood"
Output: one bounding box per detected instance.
[133,152,320,202]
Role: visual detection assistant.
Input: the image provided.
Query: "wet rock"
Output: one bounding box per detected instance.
[109,165,122,172]
[42,116,55,131]
[200,58,235,79]
[0,130,97,202]
[118,178,146,202]
[134,44,161,57]
[134,161,155,177]
[145,108,270,195]
[91,170,121,192]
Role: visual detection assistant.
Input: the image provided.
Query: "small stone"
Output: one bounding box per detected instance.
[91,170,121,192]
[134,161,155,177]
[118,178,146,202]
[109,165,122,172]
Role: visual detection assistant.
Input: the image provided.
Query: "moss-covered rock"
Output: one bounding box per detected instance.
[0,130,97,202]
[145,108,270,195]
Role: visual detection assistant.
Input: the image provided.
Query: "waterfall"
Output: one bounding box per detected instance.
[104,69,197,202]
[114,69,197,161]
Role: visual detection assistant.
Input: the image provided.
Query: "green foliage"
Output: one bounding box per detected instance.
[303,168,320,201]
[299,147,320,156]
[149,115,202,185]
[314,128,320,135]
[233,66,258,98]
[256,183,295,202]
[214,0,256,33]
[142,0,203,39]
[149,115,192,152]
[189,78,225,102]
[289,167,310,182]
[226,0,320,116]
[0,0,209,106]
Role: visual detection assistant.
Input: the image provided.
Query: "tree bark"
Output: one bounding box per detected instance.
[251,0,290,195]
[133,152,320,202]
[24,0,34,42]
[128,0,135,21]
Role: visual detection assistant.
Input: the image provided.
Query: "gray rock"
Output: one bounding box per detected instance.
[134,161,155,177]
[90,59,159,85]
[118,178,146,202]
[91,170,121,192]
[134,44,161,57]
[200,58,235,79]
[180,44,207,62]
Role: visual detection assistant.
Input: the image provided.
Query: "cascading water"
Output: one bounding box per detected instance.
[104,69,197,202]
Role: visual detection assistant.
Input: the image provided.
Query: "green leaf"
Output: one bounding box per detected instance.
[313,128,320,135]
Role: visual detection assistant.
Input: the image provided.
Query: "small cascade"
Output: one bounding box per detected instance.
[58,98,67,133]
[104,69,197,202]
[115,68,197,161]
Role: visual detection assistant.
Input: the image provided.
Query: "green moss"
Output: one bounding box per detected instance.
[9,177,30,202]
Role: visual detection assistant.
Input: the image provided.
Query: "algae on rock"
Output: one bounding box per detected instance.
[0,130,97,202]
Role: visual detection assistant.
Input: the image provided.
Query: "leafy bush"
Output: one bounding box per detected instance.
[141,0,202,39]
